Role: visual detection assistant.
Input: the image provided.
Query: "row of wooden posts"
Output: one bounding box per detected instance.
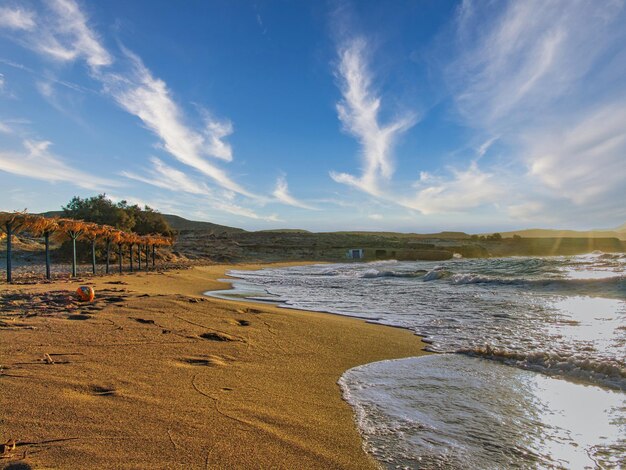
[0,212,173,283]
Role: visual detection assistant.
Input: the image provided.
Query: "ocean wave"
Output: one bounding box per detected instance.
[458,346,626,391]
[361,269,428,279]
[422,267,450,281]
[450,273,625,296]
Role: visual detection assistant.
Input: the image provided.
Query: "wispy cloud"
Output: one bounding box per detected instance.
[0,0,111,69]
[0,122,12,134]
[272,175,318,210]
[0,6,36,30]
[1,0,260,204]
[449,1,624,130]
[403,162,503,215]
[212,201,279,221]
[328,35,502,216]
[122,158,277,220]
[447,0,626,219]
[101,49,254,197]
[37,0,111,70]
[476,136,499,159]
[121,157,213,196]
[330,37,416,196]
[0,139,118,190]
[525,102,626,205]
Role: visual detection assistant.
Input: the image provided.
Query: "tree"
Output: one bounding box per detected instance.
[62,194,133,231]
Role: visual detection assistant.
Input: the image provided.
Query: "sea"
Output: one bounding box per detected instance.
[207,253,626,469]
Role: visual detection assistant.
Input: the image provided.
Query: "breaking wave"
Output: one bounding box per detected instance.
[458,346,626,391]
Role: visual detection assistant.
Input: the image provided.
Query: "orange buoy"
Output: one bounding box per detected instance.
[76,286,95,302]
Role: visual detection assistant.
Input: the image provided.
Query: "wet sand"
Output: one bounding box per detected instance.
[0,263,427,469]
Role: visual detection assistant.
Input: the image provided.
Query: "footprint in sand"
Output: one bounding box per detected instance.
[131,317,155,325]
[89,385,117,396]
[176,355,227,367]
[64,385,118,401]
[67,314,92,321]
[198,332,237,342]
[236,320,250,326]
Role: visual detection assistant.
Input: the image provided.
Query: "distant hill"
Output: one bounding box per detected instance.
[161,214,245,233]
[257,229,312,233]
[40,211,245,234]
[609,222,626,233]
[494,224,626,241]
[333,231,470,239]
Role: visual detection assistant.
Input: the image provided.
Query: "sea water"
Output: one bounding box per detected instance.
[208,254,626,468]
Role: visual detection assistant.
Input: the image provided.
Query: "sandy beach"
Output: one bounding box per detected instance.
[0,263,427,469]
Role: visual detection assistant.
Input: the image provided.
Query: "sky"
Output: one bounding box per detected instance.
[0,0,625,233]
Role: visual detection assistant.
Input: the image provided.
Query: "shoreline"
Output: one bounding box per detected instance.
[0,262,428,468]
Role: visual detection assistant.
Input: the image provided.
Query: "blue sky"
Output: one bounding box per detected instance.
[0,0,625,232]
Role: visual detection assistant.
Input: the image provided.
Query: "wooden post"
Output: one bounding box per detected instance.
[129,244,134,272]
[71,235,77,277]
[91,239,97,275]
[118,244,123,274]
[105,239,110,274]
[44,231,51,280]
[6,222,12,283]
[152,245,156,268]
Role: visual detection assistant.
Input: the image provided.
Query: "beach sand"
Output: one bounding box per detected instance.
[1,263,428,469]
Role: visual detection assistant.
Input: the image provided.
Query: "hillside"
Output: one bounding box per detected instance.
[40,211,244,234]
[496,226,626,240]
[161,214,245,234]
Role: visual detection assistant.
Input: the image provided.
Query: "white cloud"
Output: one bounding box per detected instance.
[0,122,12,134]
[101,48,256,198]
[0,139,118,190]
[202,112,234,162]
[526,102,626,204]
[0,0,110,69]
[121,157,213,196]
[36,80,54,98]
[1,0,257,201]
[212,201,279,221]
[476,136,498,158]
[403,162,503,215]
[449,0,625,130]
[0,6,36,30]
[121,158,277,220]
[330,37,416,196]
[445,0,626,222]
[38,0,112,70]
[508,202,547,222]
[272,175,318,210]
[368,213,383,220]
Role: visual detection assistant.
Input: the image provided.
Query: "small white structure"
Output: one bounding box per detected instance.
[346,248,364,259]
